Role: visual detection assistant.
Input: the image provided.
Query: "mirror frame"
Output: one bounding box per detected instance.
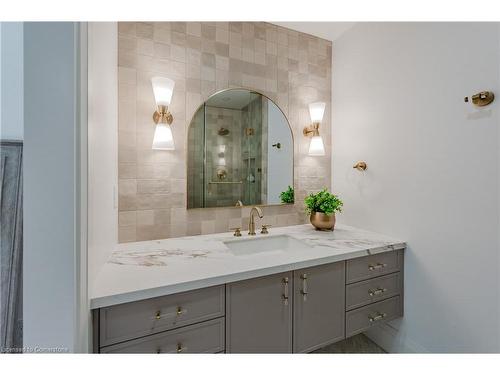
[185,87,295,210]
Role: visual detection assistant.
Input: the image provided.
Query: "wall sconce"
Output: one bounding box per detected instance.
[303,102,326,156]
[151,76,175,150]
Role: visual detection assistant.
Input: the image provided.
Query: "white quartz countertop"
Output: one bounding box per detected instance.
[90,224,406,309]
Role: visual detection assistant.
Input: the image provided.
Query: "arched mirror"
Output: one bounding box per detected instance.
[187,89,294,209]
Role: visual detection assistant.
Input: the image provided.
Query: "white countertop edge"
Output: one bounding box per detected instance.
[90,242,405,309]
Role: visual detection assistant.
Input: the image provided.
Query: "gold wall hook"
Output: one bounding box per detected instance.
[464,91,494,107]
[353,161,367,171]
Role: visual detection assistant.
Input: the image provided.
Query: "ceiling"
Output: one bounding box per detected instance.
[206,89,258,110]
[272,22,356,42]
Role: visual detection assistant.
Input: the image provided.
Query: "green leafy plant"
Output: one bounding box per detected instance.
[279,186,295,204]
[304,189,343,216]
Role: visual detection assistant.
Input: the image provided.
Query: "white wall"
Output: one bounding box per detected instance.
[87,22,118,296]
[0,22,23,140]
[24,22,86,353]
[332,23,499,352]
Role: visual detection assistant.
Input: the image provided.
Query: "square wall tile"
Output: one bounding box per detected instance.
[117,22,331,242]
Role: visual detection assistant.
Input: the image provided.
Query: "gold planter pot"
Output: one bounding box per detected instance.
[309,212,336,231]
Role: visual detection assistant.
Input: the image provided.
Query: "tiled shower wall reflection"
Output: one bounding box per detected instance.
[118,22,332,242]
[204,106,243,208]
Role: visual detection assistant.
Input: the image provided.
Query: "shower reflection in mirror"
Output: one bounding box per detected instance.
[187,89,294,209]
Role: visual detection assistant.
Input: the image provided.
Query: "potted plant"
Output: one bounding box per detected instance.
[279,186,294,204]
[304,189,343,231]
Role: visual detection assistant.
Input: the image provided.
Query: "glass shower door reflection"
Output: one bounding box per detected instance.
[187,89,293,209]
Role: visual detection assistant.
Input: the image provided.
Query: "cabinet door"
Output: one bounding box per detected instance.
[293,262,345,353]
[226,272,292,353]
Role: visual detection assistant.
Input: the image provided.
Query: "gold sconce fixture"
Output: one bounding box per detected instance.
[153,105,173,125]
[304,102,326,156]
[464,91,494,107]
[151,76,175,150]
[353,161,367,171]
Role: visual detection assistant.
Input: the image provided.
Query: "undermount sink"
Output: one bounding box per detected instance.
[223,234,312,256]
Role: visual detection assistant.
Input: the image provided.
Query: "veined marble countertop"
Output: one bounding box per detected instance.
[90,224,405,309]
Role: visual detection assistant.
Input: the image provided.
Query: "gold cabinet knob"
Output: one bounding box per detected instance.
[176,306,185,316]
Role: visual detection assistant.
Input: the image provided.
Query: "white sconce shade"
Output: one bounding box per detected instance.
[151,76,175,107]
[152,123,175,150]
[308,102,326,123]
[308,135,325,156]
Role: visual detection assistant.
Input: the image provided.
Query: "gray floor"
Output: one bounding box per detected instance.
[312,334,386,353]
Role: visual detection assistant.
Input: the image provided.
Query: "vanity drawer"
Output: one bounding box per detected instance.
[100,318,225,353]
[346,272,402,310]
[99,285,225,347]
[345,296,401,337]
[346,250,402,283]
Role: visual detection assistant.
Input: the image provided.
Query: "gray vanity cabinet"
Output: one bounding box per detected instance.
[100,318,225,354]
[293,262,345,353]
[94,285,225,353]
[226,272,293,353]
[92,249,404,353]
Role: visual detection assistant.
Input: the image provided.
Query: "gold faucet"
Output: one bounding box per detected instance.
[248,206,264,235]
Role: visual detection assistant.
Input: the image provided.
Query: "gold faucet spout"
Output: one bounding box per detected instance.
[248,206,264,235]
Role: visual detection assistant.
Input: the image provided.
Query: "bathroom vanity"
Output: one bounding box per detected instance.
[91,224,405,353]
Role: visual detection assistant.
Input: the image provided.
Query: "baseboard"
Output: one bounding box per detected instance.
[364,321,429,353]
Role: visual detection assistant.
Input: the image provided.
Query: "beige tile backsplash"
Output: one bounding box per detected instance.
[118,22,332,243]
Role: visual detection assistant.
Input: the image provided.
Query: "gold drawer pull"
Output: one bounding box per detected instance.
[368,263,387,271]
[282,277,289,306]
[164,343,187,353]
[368,287,387,296]
[369,312,387,322]
[300,274,308,302]
[154,306,187,320]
